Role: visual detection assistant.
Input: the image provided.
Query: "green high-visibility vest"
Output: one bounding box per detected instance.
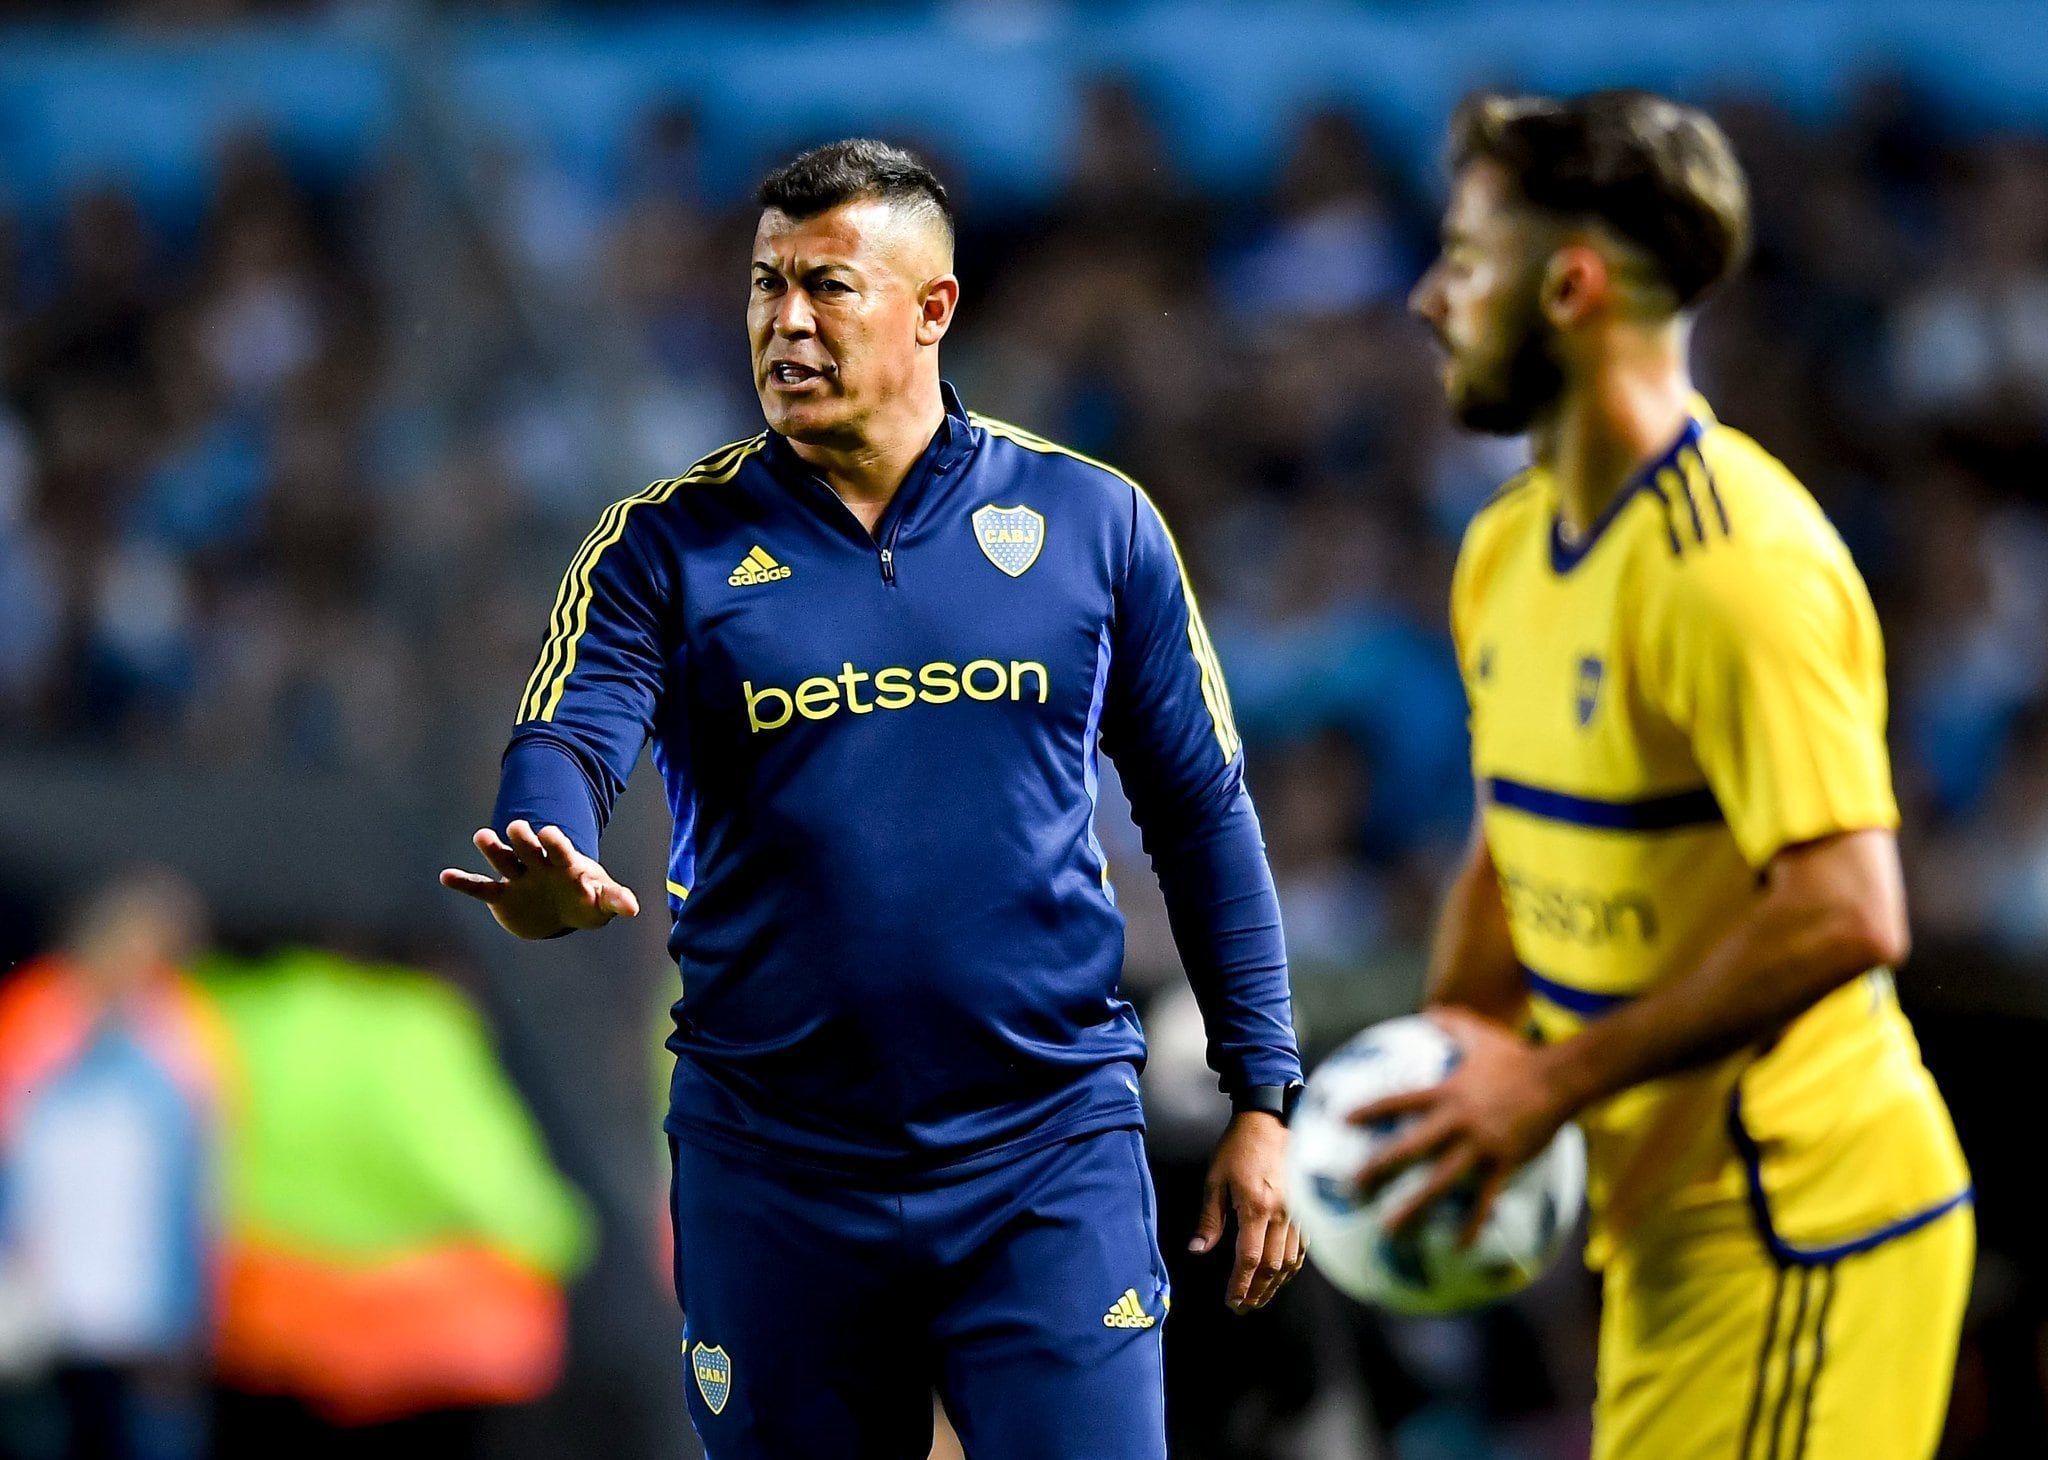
[197,948,591,1278]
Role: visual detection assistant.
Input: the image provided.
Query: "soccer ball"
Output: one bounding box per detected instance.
[1285,1015,1586,1315]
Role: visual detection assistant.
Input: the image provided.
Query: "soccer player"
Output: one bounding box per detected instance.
[1355,91,1974,1459]
[439,139,1306,1459]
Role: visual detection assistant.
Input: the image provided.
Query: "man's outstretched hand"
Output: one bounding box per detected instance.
[1189,1111,1307,1314]
[440,819,640,940]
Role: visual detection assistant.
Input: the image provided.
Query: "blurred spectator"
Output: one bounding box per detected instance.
[477,143,607,301]
[0,402,60,724]
[1260,731,1386,973]
[198,946,592,1459]
[1056,76,1207,250]
[13,190,158,427]
[0,870,222,1460]
[0,880,593,1459]
[190,206,324,411]
[1890,138,2048,419]
[1221,108,1414,323]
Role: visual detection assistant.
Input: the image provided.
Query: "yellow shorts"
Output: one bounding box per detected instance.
[1593,1200,1974,1460]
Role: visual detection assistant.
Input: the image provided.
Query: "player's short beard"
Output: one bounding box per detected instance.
[1450,289,1566,436]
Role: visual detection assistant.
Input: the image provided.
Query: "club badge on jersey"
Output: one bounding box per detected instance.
[1574,654,1604,729]
[692,1341,734,1415]
[973,504,1047,577]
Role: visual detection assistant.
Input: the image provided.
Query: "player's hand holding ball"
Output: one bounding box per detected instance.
[1353,1007,1576,1236]
[1285,1012,1585,1314]
[440,819,641,939]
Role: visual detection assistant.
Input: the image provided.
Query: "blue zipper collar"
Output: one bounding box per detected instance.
[761,382,980,583]
[760,380,976,499]
[1548,415,1704,575]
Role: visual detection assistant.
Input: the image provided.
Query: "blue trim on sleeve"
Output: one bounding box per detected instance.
[1726,1088,1973,1267]
[1081,622,1114,902]
[1486,776,1723,832]
[1521,965,1634,1017]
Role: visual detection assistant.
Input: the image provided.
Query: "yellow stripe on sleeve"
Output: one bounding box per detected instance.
[518,435,766,720]
[517,435,766,725]
[971,415,1241,763]
[536,481,672,722]
[665,880,690,900]
[518,495,637,721]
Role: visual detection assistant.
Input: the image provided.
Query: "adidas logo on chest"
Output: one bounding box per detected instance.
[729,545,791,587]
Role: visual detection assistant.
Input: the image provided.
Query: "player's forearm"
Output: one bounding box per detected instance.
[1534,831,1908,1115]
[1422,829,1526,1024]
[495,733,607,857]
[1152,790,1302,1089]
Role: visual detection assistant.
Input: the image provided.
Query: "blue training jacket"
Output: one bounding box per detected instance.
[494,385,1300,1178]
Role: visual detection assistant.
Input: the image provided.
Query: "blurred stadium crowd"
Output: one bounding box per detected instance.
[6,74,2048,960]
[4,7,2048,1458]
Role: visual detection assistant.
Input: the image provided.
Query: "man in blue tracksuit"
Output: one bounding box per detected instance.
[443,139,1305,1459]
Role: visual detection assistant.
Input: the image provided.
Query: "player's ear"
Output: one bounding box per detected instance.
[916,274,960,347]
[1540,244,1609,329]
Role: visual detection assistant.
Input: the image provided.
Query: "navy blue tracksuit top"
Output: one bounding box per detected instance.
[494,386,1301,1178]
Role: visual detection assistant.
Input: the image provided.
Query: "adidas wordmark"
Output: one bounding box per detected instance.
[1102,1288,1157,1330]
[729,546,792,587]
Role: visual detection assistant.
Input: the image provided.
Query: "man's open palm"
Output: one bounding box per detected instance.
[440,819,640,940]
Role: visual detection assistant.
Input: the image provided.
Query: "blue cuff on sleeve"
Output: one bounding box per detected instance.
[493,735,606,859]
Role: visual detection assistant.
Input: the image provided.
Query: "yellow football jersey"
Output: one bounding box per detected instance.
[1453,407,1970,1266]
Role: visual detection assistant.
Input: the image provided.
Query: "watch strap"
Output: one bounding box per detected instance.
[1229,1082,1305,1124]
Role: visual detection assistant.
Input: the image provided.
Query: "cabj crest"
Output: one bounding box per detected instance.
[691,1342,733,1415]
[972,504,1046,577]
[1575,655,1604,729]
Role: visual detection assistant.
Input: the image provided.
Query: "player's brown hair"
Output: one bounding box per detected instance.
[1449,89,1751,309]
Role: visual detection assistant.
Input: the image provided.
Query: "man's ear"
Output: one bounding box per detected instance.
[917,275,960,347]
[1540,243,1611,329]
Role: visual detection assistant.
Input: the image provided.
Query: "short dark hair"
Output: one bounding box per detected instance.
[1449,89,1751,309]
[756,138,954,243]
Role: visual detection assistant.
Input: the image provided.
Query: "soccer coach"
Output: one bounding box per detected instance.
[443,139,1305,1459]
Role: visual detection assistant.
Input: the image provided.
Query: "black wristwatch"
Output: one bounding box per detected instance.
[1229,1082,1305,1125]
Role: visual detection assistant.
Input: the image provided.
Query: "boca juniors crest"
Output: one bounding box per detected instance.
[1575,654,1604,729]
[972,504,1046,577]
[691,1342,733,1415]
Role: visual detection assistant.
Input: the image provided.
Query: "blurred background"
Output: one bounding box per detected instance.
[1,0,2046,1456]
